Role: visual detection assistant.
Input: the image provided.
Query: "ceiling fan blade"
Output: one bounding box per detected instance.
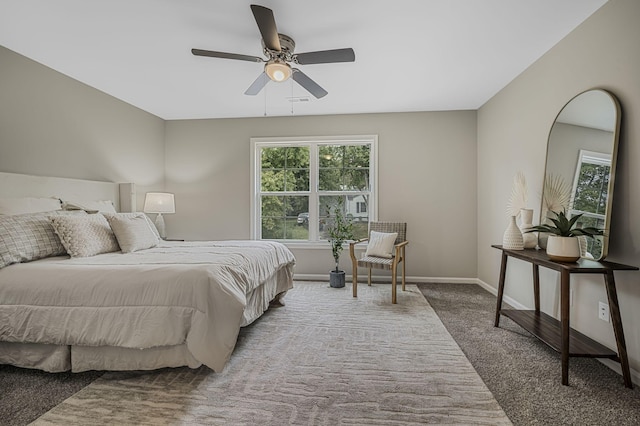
[292,69,328,99]
[294,48,355,65]
[192,49,264,63]
[244,72,271,96]
[250,4,281,51]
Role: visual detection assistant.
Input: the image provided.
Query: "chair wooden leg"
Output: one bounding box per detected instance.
[352,265,358,298]
[401,256,406,291]
[368,268,372,286]
[392,267,397,304]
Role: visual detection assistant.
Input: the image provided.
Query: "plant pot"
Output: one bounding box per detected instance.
[546,236,581,262]
[329,270,346,288]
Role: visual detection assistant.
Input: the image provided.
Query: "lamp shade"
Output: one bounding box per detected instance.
[143,192,175,214]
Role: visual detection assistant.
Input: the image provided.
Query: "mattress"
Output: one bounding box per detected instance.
[0,240,295,372]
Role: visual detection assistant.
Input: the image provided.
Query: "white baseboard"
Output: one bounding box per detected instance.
[293,273,478,285]
[476,279,639,385]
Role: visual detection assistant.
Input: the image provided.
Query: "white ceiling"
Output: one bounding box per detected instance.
[0,0,607,120]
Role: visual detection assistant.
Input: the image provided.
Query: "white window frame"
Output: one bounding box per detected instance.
[250,135,378,247]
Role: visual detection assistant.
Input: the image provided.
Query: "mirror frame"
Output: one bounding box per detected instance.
[540,89,621,260]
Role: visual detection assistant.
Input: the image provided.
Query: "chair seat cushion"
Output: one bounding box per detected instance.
[357,255,394,270]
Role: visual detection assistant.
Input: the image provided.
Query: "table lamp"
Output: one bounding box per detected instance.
[143,192,175,238]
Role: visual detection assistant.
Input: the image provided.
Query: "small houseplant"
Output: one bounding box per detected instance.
[525,210,604,262]
[326,198,355,288]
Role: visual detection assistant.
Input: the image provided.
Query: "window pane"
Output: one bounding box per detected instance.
[261,147,310,192]
[262,218,285,239]
[261,195,284,218]
[261,195,309,240]
[318,144,370,192]
[286,146,309,168]
[287,169,309,192]
[284,196,309,217]
[261,147,286,169]
[346,195,369,239]
[318,169,342,191]
[261,170,285,192]
[344,145,370,167]
[344,169,370,191]
[573,163,610,215]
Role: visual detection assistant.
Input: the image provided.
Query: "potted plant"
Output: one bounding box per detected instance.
[524,210,604,262]
[326,198,355,288]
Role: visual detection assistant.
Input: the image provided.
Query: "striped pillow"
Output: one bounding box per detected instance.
[0,211,84,268]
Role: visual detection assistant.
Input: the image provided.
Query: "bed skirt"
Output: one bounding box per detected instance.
[0,266,293,373]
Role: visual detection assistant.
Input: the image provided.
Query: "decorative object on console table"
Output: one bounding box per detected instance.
[502,216,524,250]
[326,198,354,288]
[503,171,527,250]
[525,210,604,262]
[519,208,537,249]
[143,192,175,239]
[539,174,572,249]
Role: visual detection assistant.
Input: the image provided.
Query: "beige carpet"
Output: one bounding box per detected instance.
[32,282,511,425]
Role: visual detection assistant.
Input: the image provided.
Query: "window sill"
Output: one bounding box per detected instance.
[278,241,366,250]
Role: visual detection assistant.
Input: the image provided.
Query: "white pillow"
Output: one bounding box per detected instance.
[103,212,160,239]
[51,214,120,257]
[365,231,398,258]
[0,197,62,215]
[104,213,159,253]
[61,199,117,213]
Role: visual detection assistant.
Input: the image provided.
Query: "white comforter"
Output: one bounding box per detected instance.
[0,240,295,372]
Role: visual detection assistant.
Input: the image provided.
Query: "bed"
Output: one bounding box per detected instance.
[0,173,295,373]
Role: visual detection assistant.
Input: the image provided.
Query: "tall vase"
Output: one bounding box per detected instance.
[519,208,537,249]
[502,216,524,250]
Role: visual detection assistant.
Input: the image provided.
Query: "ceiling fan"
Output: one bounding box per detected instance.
[191,4,355,99]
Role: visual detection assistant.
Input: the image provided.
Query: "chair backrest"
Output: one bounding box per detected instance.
[369,222,407,244]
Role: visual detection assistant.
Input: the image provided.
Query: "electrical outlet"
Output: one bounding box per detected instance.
[598,301,610,322]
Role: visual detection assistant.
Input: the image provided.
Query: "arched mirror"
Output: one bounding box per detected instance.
[540,89,621,260]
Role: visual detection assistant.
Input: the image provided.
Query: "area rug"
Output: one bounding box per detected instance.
[32,282,511,425]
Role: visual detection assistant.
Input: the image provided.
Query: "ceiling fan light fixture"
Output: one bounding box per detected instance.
[265,59,292,82]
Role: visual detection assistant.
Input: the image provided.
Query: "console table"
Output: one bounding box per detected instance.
[492,245,638,388]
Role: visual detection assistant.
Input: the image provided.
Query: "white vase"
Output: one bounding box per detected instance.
[502,216,524,250]
[546,236,581,262]
[519,208,537,249]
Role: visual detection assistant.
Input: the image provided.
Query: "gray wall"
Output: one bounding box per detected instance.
[477,0,640,373]
[0,45,165,209]
[164,112,478,280]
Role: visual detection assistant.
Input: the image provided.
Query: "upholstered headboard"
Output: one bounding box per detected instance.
[0,172,135,213]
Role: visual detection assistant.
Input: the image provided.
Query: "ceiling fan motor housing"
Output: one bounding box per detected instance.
[262,33,296,61]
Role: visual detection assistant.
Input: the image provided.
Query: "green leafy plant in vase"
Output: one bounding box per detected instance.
[326,198,355,288]
[525,210,604,262]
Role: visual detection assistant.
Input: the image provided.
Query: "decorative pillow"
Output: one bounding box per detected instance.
[103,212,160,239]
[51,214,120,257]
[104,213,159,253]
[61,199,117,213]
[0,197,62,215]
[365,231,398,258]
[0,212,68,268]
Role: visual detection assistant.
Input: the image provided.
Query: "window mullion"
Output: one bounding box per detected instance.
[308,144,319,241]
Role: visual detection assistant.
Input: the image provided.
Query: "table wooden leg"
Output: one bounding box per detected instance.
[494,251,508,327]
[561,269,570,386]
[533,264,540,313]
[604,271,633,389]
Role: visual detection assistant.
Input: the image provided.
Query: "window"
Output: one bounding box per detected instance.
[569,149,611,258]
[251,136,377,243]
